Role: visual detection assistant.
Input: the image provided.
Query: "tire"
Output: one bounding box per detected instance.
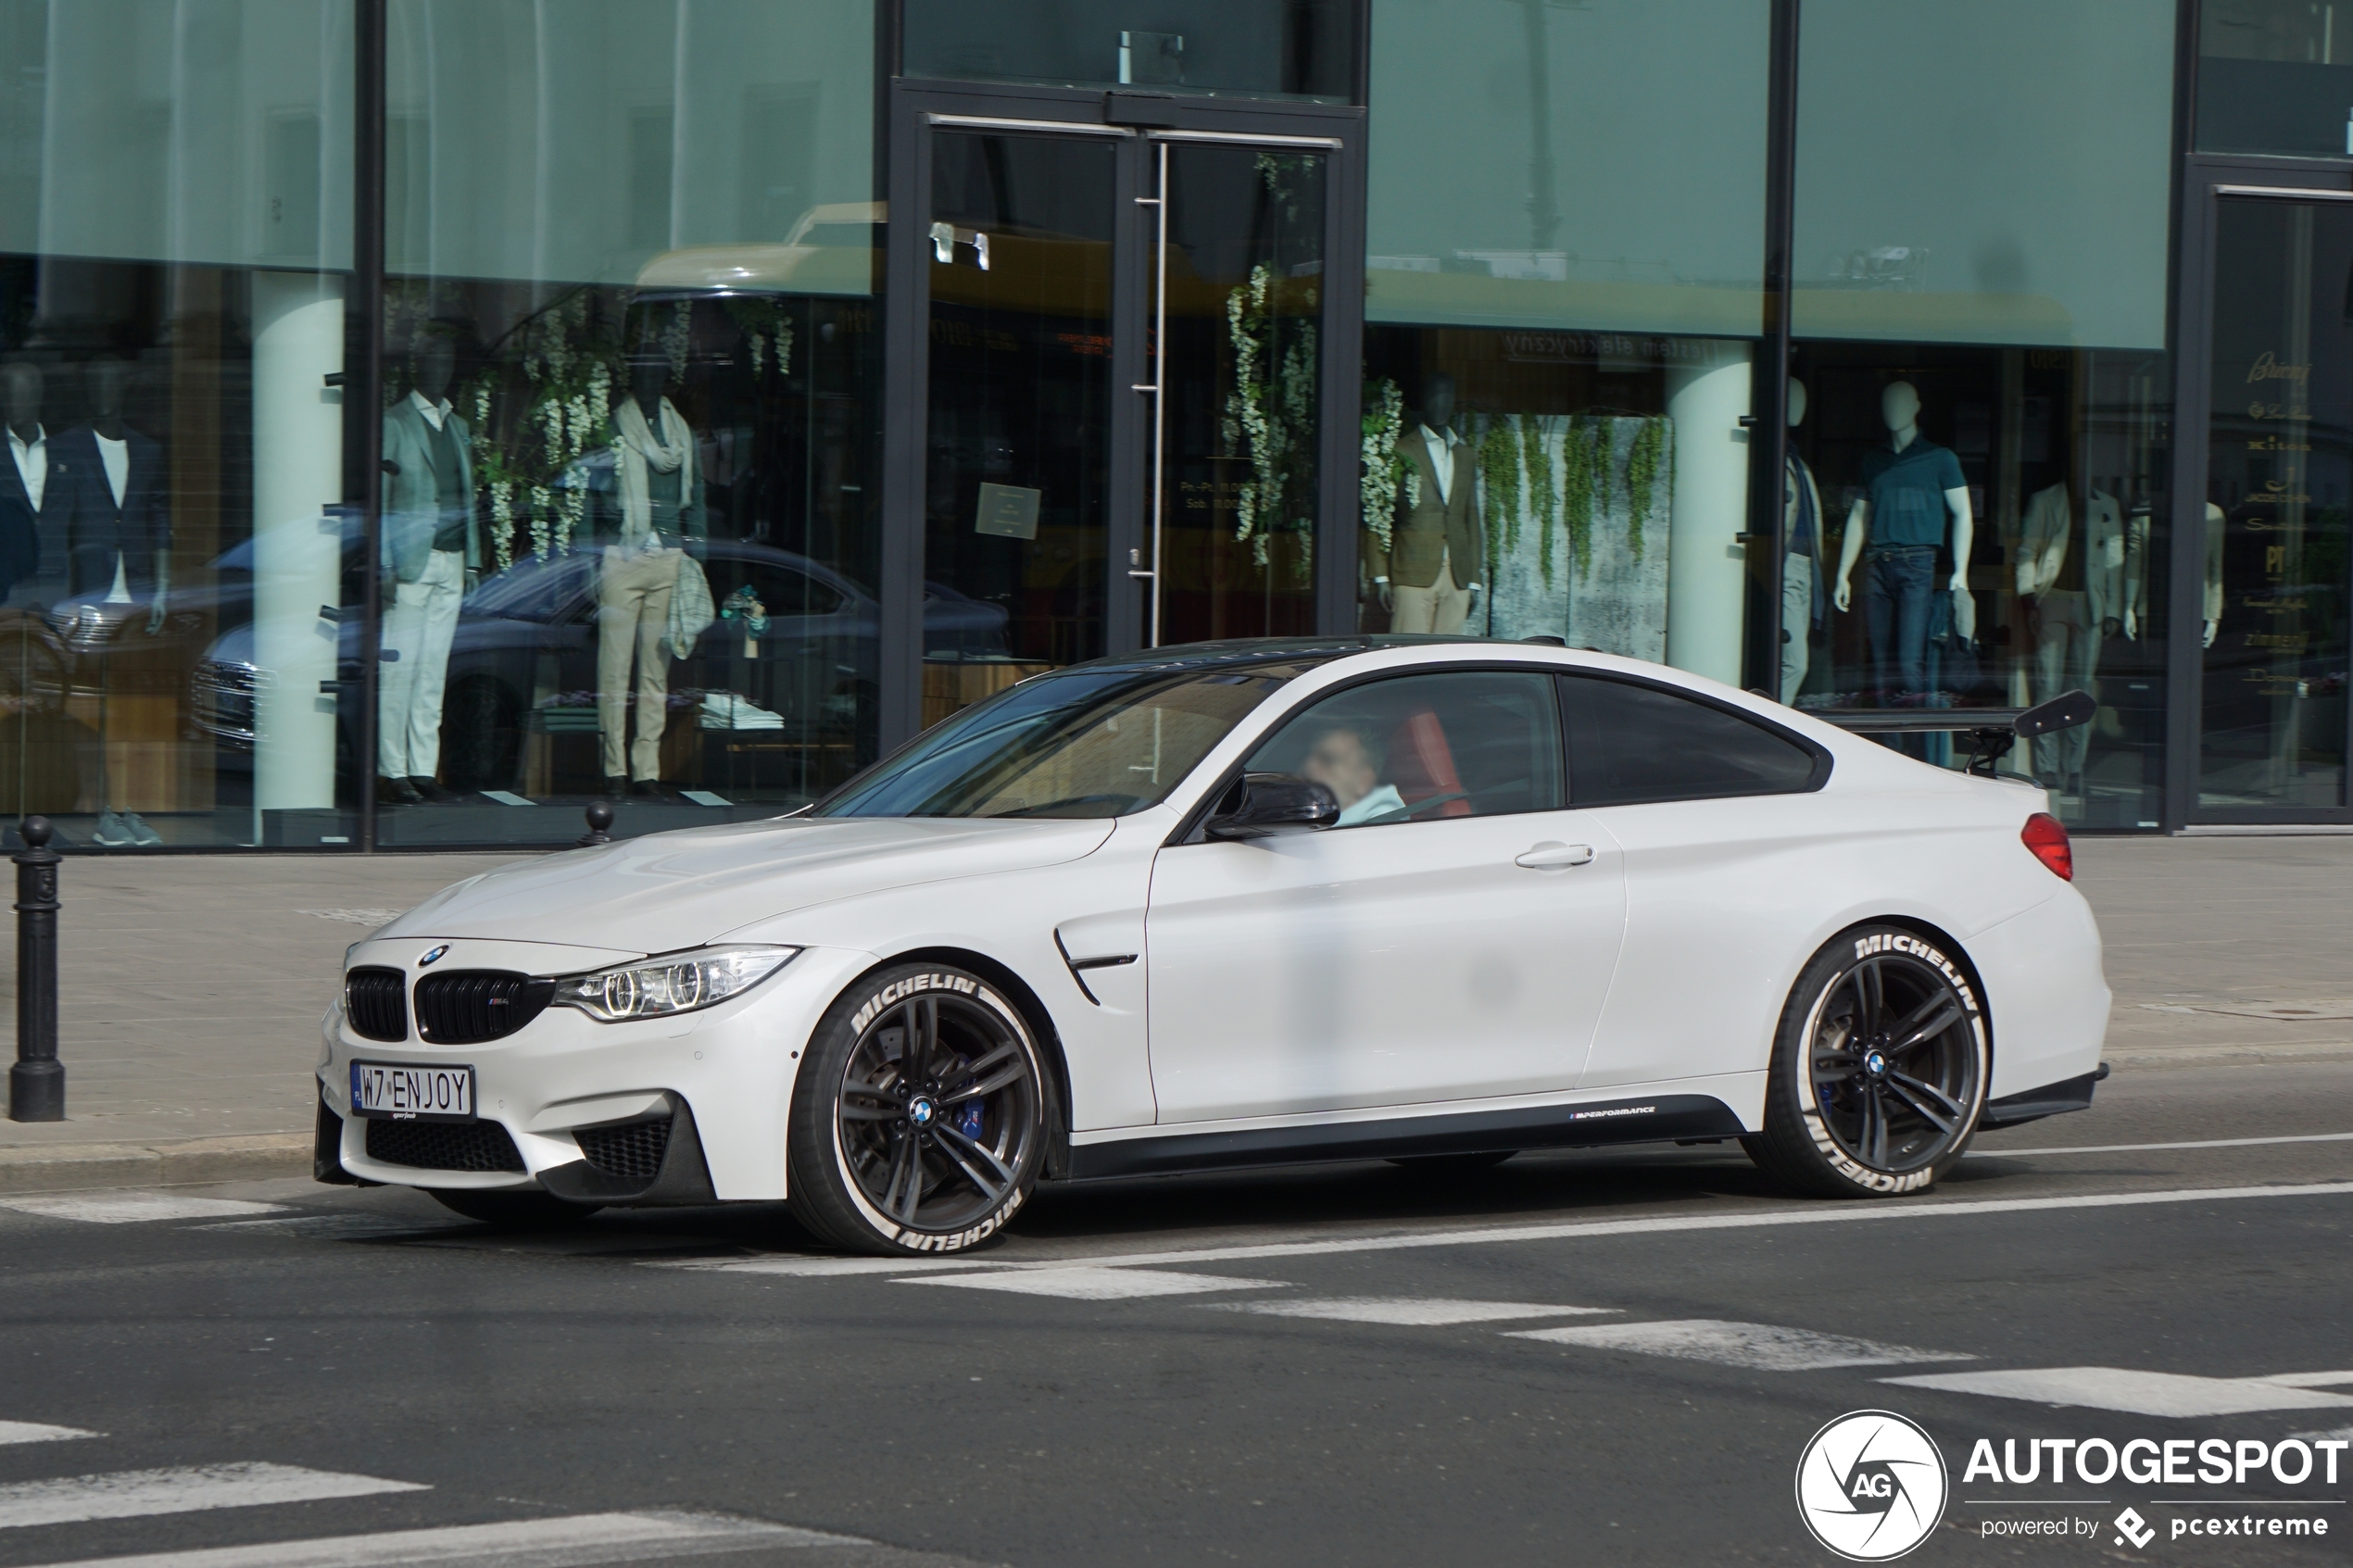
[787,961,1048,1256]
[1385,1150,1517,1173]
[1745,923,1988,1199]
[429,1189,603,1225]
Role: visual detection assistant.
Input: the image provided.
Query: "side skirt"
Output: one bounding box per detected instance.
[1063,1095,1746,1182]
[1978,1067,2106,1131]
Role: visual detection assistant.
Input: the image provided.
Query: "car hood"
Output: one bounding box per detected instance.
[381,815,1117,958]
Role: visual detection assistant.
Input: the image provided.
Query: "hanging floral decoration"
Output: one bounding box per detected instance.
[458,288,623,572]
[1478,413,1521,563]
[1359,378,1406,555]
[1219,153,1322,587]
[1625,415,1669,567]
[722,295,796,380]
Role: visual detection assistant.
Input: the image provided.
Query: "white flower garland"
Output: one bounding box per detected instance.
[1360,377,1403,554]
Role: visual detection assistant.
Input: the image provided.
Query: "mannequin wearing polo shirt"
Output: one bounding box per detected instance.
[1831,382,1975,708]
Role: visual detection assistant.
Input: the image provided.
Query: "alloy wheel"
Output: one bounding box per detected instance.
[835,989,1041,1236]
[1806,951,1979,1175]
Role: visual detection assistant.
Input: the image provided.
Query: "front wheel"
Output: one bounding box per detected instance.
[787,962,1048,1256]
[1745,925,1988,1198]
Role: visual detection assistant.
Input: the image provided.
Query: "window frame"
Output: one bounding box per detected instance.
[1556,669,1833,809]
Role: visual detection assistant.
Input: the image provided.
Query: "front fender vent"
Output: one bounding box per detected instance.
[345,968,408,1042]
[414,971,555,1045]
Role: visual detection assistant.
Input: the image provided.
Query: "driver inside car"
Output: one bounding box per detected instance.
[1300,721,1407,827]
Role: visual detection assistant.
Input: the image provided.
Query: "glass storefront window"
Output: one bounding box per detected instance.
[0,0,357,850]
[2198,0,2353,158]
[2200,195,2351,812]
[903,1,1358,102]
[379,0,877,847]
[1792,0,2177,829]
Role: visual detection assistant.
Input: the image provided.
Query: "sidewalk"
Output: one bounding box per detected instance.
[1,835,2347,1192]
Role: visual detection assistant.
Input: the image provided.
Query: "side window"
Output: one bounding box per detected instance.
[1560,675,1821,806]
[1245,670,1564,826]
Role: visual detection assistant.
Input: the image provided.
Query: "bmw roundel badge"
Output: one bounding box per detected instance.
[418,945,451,967]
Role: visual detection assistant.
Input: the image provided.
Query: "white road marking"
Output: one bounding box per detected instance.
[1207,1297,1620,1326]
[0,1464,425,1531]
[0,1424,96,1447]
[2291,1425,2353,1444]
[1509,1318,1974,1371]
[2257,1371,2353,1387]
[1,1510,862,1568]
[1883,1367,2353,1418]
[653,1180,2353,1280]
[0,1196,288,1225]
[900,1267,1287,1300]
[1969,1131,2353,1158]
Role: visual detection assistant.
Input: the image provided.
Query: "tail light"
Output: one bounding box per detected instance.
[2020,812,2072,881]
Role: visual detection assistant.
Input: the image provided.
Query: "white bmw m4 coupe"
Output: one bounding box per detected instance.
[321,637,2110,1256]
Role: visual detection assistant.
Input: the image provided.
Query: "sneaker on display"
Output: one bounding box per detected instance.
[123,812,163,847]
[93,809,138,848]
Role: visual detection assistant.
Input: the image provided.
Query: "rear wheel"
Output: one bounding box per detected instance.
[1746,924,1987,1198]
[787,962,1047,1256]
[428,1189,602,1225]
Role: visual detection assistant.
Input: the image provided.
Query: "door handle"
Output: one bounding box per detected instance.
[1515,842,1593,870]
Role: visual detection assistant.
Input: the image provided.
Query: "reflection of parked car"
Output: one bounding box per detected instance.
[192,543,1009,795]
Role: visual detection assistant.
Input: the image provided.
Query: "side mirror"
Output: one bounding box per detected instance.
[1204,771,1340,840]
[2016,687,2097,739]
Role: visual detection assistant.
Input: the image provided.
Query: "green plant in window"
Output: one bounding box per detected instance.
[1562,414,1604,587]
[1361,377,1405,556]
[1521,414,1557,588]
[1625,415,1667,568]
[1478,412,1521,563]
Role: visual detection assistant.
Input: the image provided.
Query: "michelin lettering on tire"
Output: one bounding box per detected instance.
[1795,932,1986,1194]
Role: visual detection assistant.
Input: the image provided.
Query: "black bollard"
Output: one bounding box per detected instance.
[9,814,62,1122]
[577,799,614,847]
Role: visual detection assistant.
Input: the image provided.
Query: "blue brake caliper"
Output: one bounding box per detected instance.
[952,1056,985,1140]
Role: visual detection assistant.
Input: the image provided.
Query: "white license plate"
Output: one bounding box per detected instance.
[350,1061,476,1123]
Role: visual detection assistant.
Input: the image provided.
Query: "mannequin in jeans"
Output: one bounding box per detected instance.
[1832,382,1974,712]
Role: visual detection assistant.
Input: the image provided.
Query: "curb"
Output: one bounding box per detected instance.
[0,1133,312,1195]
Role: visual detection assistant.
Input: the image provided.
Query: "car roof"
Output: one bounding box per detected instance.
[1055,634,1504,679]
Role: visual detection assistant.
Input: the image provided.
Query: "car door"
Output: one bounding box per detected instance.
[1144,667,1629,1123]
[1555,672,1837,1091]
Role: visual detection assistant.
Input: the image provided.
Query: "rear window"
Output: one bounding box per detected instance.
[1561,674,1822,806]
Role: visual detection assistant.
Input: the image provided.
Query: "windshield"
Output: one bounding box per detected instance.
[818,661,1317,819]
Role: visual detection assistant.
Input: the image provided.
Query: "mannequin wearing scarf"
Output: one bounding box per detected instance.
[597,369,705,791]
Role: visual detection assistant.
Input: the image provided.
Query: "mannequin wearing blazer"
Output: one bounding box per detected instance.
[57,424,169,605]
[377,370,479,797]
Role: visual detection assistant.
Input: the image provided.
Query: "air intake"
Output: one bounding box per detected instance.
[345,968,408,1042]
[413,972,555,1045]
[365,1117,525,1173]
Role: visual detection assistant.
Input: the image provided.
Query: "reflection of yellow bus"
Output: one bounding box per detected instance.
[635,201,884,295]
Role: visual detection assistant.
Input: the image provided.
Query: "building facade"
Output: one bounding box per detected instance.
[0,1,2337,852]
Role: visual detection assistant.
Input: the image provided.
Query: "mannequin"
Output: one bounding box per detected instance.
[1369,372,1482,634]
[2016,475,2123,793]
[1833,382,1975,710]
[0,360,52,603]
[1780,379,1825,704]
[377,334,478,806]
[595,356,705,796]
[60,357,171,848]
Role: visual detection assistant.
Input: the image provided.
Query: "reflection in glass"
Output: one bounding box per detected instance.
[904,0,1357,101]
[924,131,1114,724]
[1156,144,1326,646]
[2200,198,2351,811]
[2197,0,2353,158]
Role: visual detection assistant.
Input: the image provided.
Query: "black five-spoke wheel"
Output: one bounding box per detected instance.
[1748,924,1988,1198]
[789,962,1047,1254]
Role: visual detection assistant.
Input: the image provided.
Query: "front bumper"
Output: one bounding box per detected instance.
[320,935,877,1201]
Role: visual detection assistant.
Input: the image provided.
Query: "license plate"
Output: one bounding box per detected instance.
[350,1061,476,1123]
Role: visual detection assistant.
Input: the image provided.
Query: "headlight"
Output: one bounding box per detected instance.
[551,945,800,1022]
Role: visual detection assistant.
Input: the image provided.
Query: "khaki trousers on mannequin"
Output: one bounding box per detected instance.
[1390,546,1471,634]
[2030,588,2099,784]
[598,546,678,781]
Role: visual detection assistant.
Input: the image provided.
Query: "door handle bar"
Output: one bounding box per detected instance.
[1515,844,1593,870]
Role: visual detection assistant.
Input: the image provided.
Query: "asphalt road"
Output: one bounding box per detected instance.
[0,1061,2347,1568]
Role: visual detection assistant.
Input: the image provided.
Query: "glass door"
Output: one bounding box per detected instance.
[1138,135,1330,646]
[922,126,1120,727]
[2198,194,2353,812]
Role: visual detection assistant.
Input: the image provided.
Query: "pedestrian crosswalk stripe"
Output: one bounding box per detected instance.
[899,1267,1288,1300]
[0,1423,97,1448]
[2,1510,862,1567]
[1884,1367,2353,1418]
[0,1463,425,1531]
[1206,1297,1620,1326]
[1508,1318,1976,1371]
[2257,1370,2353,1387]
[0,1196,287,1225]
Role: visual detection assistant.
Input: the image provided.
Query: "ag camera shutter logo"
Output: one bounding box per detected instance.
[1796,1411,1949,1561]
